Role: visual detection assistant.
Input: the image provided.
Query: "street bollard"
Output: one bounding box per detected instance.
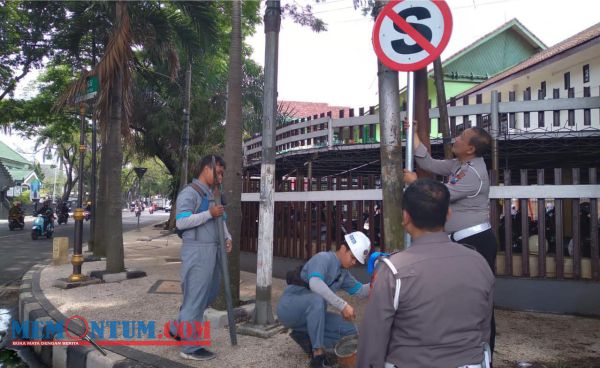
[53,237,69,265]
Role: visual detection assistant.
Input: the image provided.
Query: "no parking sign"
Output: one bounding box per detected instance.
[373,0,452,71]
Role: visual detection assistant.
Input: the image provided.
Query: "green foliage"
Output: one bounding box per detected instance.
[33,162,45,182]
[0,1,67,100]
[16,190,32,205]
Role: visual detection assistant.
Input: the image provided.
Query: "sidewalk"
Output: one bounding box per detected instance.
[19,223,600,368]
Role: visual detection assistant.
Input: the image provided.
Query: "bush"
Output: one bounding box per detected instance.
[15,190,32,205]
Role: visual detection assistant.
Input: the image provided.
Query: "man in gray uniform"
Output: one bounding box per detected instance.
[357,179,494,368]
[171,155,232,361]
[277,231,371,368]
[404,122,497,351]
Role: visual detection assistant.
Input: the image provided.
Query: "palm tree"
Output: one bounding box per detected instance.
[222,0,243,305]
[57,1,218,271]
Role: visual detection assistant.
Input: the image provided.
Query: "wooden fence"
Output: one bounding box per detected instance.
[240,168,600,281]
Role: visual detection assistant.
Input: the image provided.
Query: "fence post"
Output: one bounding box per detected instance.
[520,169,530,277]
[590,168,599,281]
[537,169,546,278]
[554,168,564,279]
[572,168,581,279]
[491,91,500,177]
[503,169,513,276]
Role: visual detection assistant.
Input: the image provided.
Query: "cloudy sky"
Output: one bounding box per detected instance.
[4,0,599,161]
[248,0,599,107]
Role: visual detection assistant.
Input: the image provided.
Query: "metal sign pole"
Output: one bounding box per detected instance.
[405,71,415,248]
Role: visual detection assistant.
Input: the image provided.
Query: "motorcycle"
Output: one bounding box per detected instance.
[31,214,54,240]
[84,210,91,221]
[8,213,25,230]
[57,211,69,225]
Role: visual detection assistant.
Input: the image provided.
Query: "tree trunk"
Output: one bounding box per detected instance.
[105,71,124,273]
[214,0,243,310]
[93,130,108,257]
[433,58,453,159]
[104,2,126,273]
[414,68,431,178]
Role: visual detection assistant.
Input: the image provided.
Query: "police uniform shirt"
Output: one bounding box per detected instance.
[414,143,490,233]
[356,232,494,368]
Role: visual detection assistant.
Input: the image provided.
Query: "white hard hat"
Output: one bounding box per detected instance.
[344,231,371,264]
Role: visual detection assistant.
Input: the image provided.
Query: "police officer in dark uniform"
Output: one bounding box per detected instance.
[404,120,497,353]
[357,179,494,368]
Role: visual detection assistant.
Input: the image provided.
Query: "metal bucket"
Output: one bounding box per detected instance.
[334,334,358,368]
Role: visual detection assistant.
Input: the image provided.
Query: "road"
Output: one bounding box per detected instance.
[0,210,170,287]
[0,210,170,366]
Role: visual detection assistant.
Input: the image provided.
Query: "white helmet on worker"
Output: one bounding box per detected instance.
[344,231,371,264]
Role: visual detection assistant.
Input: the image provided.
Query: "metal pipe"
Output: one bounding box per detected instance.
[404,71,415,248]
[212,158,237,345]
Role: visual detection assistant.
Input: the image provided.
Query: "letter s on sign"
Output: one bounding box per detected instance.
[392,7,432,55]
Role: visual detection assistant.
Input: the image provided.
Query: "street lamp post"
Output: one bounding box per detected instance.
[68,102,88,282]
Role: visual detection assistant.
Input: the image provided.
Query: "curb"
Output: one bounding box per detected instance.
[18,264,193,368]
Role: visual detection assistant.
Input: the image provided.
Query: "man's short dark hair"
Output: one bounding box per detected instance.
[403,179,450,230]
[194,155,225,177]
[469,127,492,156]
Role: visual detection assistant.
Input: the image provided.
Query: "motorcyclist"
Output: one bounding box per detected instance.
[37,200,55,231]
[9,201,25,224]
[56,200,70,224]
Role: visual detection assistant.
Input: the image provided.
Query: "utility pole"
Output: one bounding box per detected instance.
[375,0,405,251]
[254,0,280,326]
[180,61,192,190]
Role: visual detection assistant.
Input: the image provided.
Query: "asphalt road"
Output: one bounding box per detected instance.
[0,210,171,287]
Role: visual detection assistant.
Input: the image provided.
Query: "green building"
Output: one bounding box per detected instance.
[0,140,39,198]
[399,18,547,137]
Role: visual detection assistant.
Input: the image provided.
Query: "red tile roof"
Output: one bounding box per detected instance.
[278,101,355,119]
[457,21,600,98]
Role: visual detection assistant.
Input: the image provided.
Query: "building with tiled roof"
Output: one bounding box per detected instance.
[0,139,39,198]
[455,21,600,132]
[278,101,351,120]
[400,18,547,136]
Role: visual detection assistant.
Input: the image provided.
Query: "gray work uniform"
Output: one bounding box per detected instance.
[356,232,494,368]
[174,179,231,354]
[276,251,367,350]
[414,143,489,233]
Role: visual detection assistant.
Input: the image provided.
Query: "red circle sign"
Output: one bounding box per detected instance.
[373,0,452,72]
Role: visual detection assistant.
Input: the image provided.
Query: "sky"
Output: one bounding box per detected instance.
[3,0,599,162]
[247,0,600,108]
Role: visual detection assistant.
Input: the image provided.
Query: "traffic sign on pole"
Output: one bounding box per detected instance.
[372,0,452,72]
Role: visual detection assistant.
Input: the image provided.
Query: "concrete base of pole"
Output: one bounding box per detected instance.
[237,320,285,339]
[52,277,102,289]
[89,269,147,282]
[204,303,255,329]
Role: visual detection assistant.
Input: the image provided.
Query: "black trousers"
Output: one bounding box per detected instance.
[458,228,497,354]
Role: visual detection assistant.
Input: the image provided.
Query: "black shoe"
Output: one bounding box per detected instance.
[309,354,332,368]
[290,330,312,354]
[179,348,215,361]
